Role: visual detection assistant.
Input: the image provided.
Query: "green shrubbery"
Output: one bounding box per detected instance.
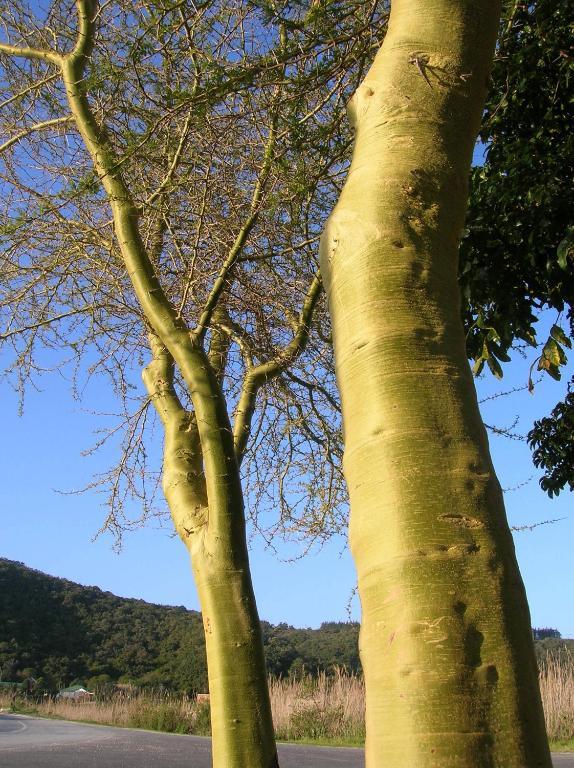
[285,705,364,743]
[193,701,212,736]
[127,702,194,734]
[0,559,360,694]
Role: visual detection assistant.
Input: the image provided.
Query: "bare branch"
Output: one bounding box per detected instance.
[192,109,280,344]
[0,72,59,110]
[251,273,323,381]
[0,116,75,154]
[0,41,60,65]
[233,272,323,463]
[144,109,194,208]
[0,306,97,341]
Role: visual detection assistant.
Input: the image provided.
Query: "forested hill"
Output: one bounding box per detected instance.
[2,558,568,695]
[0,558,360,693]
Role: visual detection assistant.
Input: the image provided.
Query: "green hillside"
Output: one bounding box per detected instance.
[0,558,360,693]
[0,558,208,693]
[1,558,569,695]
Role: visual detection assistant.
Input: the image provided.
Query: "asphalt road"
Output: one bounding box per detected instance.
[0,713,361,767]
[0,713,572,767]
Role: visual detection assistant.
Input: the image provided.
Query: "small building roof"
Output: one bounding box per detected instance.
[59,685,92,693]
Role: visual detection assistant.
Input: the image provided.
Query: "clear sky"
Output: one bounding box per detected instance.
[1,311,573,637]
[2,7,571,641]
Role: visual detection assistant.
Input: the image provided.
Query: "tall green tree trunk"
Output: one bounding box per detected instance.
[320,2,552,766]
[143,338,277,768]
[54,4,279,765]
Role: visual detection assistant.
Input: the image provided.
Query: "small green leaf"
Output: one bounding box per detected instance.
[487,356,503,379]
[517,329,537,347]
[542,338,564,366]
[550,324,572,349]
[537,355,562,381]
[472,358,485,376]
[557,229,574,270]
[546,364,562,382]
[490,341,511,362]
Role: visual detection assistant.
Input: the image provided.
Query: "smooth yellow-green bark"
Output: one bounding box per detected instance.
[40,3,279,766]
[143,338,278,768]
[321,2,552,766]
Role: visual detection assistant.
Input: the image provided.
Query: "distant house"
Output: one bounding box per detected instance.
[57,685,95,700]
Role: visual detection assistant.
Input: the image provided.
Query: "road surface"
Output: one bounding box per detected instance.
[0,713,572,767]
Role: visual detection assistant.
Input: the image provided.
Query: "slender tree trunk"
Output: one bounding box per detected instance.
[192,547,276,768]
[320,2,552,766]
[190,501,277,768]
[46,4,279,762]
[143,343,278,768]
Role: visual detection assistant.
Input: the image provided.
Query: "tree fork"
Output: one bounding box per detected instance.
[320,1,552,766]
[55,2,278,765]
[143,336,277,768]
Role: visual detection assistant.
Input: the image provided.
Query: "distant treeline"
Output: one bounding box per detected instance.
[533,627,562,641]
[0,558,570,695]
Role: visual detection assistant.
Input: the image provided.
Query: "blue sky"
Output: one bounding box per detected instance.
[1,313,573,636]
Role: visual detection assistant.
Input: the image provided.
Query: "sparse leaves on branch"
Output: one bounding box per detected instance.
[0,0,388,543]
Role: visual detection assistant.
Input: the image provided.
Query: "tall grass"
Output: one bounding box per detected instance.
[540,651,574,743]
[1,658,573,746]
[270,668,365,744]
[0,688,211,736]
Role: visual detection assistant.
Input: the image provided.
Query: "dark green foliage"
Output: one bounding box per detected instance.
[0,559,360,692]
[533,636,574,667]
[0,558,208,694]
[528,386,574,496]
[1,559,569,689]
[462,0,574,365]
[460,0,574,494]
[533,628,562,641]
[261,620,361,677]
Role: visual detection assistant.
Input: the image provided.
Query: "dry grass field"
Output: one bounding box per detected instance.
[539,653,574,745]
[2,659,573,747]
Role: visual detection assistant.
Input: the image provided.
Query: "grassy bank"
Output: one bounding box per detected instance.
[269,670,364,745]
[2,660,573,749]
[539,653,574,748]
[0,689,211,736]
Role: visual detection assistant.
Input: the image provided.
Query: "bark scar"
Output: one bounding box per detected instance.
[439,513,484,529]
[408,53,432,88]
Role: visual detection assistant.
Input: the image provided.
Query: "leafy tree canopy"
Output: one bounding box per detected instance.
[461,0,574,494]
